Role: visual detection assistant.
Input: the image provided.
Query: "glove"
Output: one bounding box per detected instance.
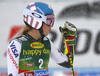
[59,21,77,65]
[59,21,77,40]
[59,21,77,52]
[59,21,77,69]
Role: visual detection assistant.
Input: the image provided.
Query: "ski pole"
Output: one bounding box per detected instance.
[64,39,75,76]
[59,27,75,76]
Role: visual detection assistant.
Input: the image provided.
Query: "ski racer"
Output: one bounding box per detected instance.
[7,2,77,76]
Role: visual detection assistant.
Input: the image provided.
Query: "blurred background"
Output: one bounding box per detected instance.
[0,0,100,76]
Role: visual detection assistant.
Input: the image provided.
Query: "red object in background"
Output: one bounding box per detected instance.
[0,72,7,76]
[64,71,78,76]
[7,25,23,42]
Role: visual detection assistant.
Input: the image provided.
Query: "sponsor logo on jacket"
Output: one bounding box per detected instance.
[10,41,19,58]
[23,48,50,56]
[7,48,18,69]
[30,42,44,49]
[35,70,49,76]
[25,63,34,67]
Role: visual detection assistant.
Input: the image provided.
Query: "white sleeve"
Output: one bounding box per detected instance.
[50,41,68,63]
[7,40,21,76]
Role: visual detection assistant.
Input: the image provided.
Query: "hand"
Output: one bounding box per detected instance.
[59,21,77,40]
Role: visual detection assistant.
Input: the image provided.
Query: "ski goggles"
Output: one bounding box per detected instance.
[23,9,55,27]
[46,15,55,27]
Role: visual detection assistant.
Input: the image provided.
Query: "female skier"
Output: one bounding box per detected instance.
[7,2,77,76]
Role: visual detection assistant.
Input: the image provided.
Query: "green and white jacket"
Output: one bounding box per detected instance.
[7,34,71,76]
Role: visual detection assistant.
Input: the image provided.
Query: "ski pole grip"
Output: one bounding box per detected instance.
[59,27,68,39]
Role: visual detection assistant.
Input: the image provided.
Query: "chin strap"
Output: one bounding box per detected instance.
[39,27,45,43]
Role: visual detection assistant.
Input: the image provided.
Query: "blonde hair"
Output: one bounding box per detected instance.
[8,26,32,42]
[17,26,33,36]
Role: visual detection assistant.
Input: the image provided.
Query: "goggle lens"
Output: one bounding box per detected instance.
[46,15,55,27]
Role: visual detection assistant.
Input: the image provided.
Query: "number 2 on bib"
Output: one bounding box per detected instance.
[38,59,43,69]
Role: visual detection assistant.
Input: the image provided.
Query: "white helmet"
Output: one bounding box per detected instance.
[23,2,55,29]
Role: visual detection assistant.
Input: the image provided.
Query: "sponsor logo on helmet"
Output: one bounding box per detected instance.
[30,42,44,48]
[32,12,42,18]
[48,5,52,9]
